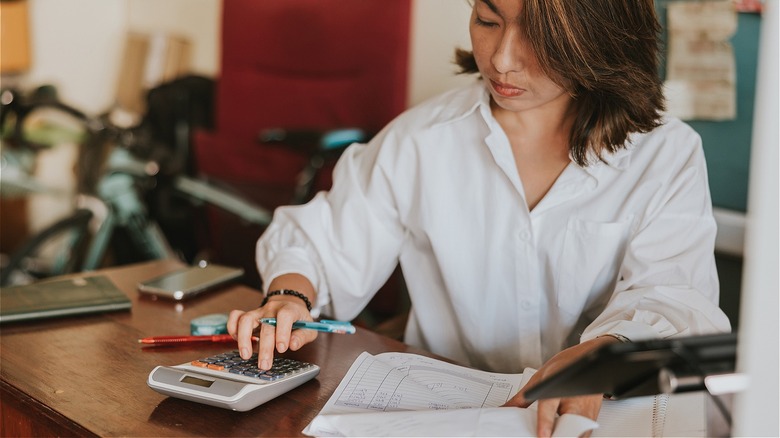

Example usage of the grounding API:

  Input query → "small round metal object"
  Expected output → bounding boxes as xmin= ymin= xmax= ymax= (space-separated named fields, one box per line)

xmin=190 ymin=313 xmax=229 ymax=335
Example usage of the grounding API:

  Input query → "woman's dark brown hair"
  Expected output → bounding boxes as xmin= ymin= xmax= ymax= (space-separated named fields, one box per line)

xmin=455 ymin=0 xmax=665 ymax=166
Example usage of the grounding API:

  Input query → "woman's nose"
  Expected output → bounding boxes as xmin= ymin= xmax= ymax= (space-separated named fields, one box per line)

xmin=491 ymin=28 xmax=524 ymax=74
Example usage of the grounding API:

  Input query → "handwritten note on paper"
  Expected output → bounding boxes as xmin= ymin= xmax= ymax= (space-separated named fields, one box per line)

xmin=664 ymin=0 xmax=737 ymax=120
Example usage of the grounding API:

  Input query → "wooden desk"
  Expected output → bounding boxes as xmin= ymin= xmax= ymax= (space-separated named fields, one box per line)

xmin=0 ymin=260 xmax=431 ymax=437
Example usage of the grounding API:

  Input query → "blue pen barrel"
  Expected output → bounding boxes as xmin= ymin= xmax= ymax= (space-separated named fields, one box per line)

xmin=258 ymin=318 xmax=356 ymax=334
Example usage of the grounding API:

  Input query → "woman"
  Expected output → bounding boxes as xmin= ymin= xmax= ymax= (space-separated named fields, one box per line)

xmin=229 ymin=0 xmax=730 ymax=435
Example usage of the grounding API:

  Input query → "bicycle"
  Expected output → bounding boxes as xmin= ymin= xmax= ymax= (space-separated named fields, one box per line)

xmin=1 ymin=86 xmax=179 ymax=285
xmin=0 ymin=85 xmax=365 ymax=287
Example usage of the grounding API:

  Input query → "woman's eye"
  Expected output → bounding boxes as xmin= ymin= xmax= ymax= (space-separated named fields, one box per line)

xmin=474 ymin=16 xmax=498 ymax=28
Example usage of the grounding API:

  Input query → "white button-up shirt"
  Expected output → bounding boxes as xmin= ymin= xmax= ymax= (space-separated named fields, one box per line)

xmin=257 ymin=82 xmax=731 ymax=373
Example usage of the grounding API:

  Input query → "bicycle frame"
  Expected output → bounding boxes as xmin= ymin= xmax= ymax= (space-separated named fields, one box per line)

xmin=1 ymin=86 xmax=361 ymax=286
xmin=81 ymin=147 xmax=176 ymax=270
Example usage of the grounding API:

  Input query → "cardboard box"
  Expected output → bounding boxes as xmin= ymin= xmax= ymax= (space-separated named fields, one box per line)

xmin=0 ymin=0 xmax=32 ymax=73
xmin=115 ymin=32 xmax=191 ymax=114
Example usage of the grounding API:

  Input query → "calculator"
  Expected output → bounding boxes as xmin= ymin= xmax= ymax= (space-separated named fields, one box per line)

xmin=147 ymin=351 xmax=320 ymax=411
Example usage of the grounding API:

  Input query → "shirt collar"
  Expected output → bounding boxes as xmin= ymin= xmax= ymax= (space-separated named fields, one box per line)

xmin=429 ymin=81 xmax=488 ymax=128
xmin=431 ymin=81 xmax=636 ymax=174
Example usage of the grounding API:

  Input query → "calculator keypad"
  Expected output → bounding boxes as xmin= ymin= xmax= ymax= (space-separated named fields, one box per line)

xmin=190 ymin=351 xmax=314 ymax=382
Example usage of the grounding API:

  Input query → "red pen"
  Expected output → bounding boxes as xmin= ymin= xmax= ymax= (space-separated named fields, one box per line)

xmin=138 ymin=334 xmax=259 ymax=346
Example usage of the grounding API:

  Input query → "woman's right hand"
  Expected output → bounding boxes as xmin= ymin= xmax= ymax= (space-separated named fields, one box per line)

xmin=227 ymin=274 xmax=318 ymax=370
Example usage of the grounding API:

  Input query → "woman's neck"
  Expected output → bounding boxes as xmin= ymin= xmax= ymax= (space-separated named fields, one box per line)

xmin=490 ymin=96 xmax=576 ymax=211
xmin=490 ymin=97 xmax=575 ymax=157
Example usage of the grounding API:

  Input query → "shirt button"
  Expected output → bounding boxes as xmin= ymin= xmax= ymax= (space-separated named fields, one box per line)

xmin=521 ymin=300 xmax=532 ymax=310
xmin=519 ymin=230 xmax=531 ymax=241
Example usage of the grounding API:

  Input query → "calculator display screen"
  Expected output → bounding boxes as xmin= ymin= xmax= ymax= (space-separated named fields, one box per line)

xmin=181 ymin=375 xmax=214 ymax=388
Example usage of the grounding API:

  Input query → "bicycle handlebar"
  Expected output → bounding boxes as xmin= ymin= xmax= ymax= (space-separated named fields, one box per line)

xmin=257 ymin=127 xmax=369 ymax=156
xmin=0 ymin=88 xmax=95 ymax=150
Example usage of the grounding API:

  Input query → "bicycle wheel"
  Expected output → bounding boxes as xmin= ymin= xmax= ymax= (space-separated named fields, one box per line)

xmin=0 ymin=208 xmax=93 ymax=286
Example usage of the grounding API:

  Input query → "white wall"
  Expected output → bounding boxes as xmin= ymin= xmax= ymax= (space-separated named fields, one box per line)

xmin=125 ymin=0 xmax=221 ymax=78
xmin=732 ymin=1 xmax=780 ymax=435
xmin=408 ymin=0 xmax=474 ymax=106
xmin=17 ymin=0 xmax=221 ymax=112
xmin=19 ymin=0 xmax=126 ymax=114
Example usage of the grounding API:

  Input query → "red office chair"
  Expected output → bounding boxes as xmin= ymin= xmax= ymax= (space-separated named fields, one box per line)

xmin=192 ymin=0 xmax=411 ymax=333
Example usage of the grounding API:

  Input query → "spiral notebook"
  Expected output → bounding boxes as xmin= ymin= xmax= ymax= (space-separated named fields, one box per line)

xmin=0 ymin=275 xmax=131 ymax=323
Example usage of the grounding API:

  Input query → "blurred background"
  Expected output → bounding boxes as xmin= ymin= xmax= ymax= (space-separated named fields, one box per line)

xmin=0 ymin=0 xmax=765 ymax=328
xmin=0 ymin=0 xmax=776 ymax=434
xmin=0 ymin=0 xmax=476 ymax=334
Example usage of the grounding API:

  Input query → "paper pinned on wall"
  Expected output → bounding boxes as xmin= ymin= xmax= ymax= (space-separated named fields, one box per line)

xmin=664 ymin=0 xmax=738 ymax=121
xmin=733 ymin=0 xmax=763 ymax=14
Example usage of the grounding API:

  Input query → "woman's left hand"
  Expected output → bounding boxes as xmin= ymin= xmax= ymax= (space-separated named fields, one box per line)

xmin=503 ymin=336 xmax=620 ymax=437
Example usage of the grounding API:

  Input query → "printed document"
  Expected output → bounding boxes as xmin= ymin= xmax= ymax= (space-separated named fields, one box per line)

xmin=303 ymin=351 xmax=706 ymax=437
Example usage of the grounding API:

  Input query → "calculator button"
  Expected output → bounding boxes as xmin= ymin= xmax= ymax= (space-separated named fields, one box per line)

xmin=186 ymin=351 xmax=316 ymax=385
xmin=259 ymin=373 xmax=281 ymax=381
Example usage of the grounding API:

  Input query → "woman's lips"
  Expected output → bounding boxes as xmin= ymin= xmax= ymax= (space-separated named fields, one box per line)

xmin=490 ymin=80 xmax=524 ymax=97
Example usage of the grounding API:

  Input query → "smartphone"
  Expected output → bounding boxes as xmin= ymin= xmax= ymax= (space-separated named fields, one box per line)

xmin=138 ymin=263 xmax=244 ymax=300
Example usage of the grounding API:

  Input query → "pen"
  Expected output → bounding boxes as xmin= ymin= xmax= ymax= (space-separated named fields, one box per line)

xmin=138 ymin=334 xmax=258 ymax=346
xmin=258 ymin=318 xmax=356 ymax=334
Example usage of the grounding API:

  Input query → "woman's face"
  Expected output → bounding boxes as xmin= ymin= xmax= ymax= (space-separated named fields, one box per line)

xmin=469 ymin=0 xmax=571 ymax=116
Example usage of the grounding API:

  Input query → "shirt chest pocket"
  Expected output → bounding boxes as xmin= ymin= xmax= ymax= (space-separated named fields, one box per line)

xmin=555 ymin=218 xmax=630 ymax=316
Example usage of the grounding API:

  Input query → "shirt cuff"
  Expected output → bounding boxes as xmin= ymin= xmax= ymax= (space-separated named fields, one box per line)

xmin=581 ymin=320 xmax=662 ymax=344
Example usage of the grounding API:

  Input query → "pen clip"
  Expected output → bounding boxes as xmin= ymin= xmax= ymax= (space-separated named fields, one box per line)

xmin=319 ymin=319 xmax=353 ymax=326
xmin=310 ymin=320 xmax=356 ymax=334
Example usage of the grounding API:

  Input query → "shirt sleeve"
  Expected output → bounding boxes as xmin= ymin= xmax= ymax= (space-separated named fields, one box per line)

xmin=256 ymin=126 xmax=407 ymax=320
xmin=581 ymin=129 xmax=732 ymax=343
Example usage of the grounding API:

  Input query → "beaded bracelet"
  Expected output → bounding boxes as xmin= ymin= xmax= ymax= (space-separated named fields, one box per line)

xmin=597 ymin=333 xmax=631 ymax=343
xmin=260 ymin=289 xmax=312 ymax=312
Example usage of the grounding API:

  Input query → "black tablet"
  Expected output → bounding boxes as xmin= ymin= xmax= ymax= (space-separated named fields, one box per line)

xmin=522 ymin=332 xmax=737 ymax=401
